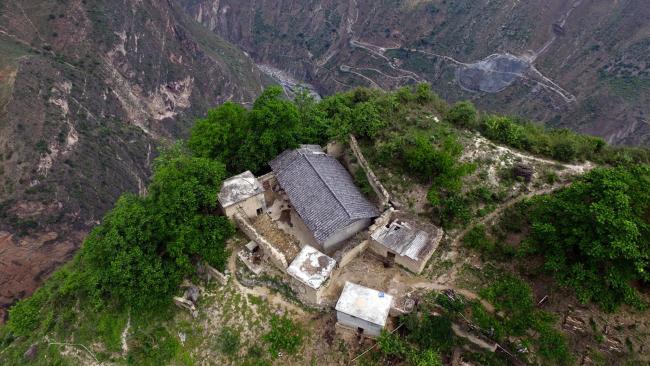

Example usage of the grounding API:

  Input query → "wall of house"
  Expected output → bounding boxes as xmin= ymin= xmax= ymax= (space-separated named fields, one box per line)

xmin=368 ymin=209 xmax=394 ymax=233
xmin=334 ymin=240 xmax=369 ymax=268
xmin=368 ymin=239 xmax=390 ymax=258
xmin=289 ymin=279 xmax=319 ymax=305
xmin=288 ymin=277 xmax=333 ymax=306
xmin=368 ymin=239 xmax=432 ymax=274
xmin=336 ymin=311 xmax=384 ymax=337
xmin=223 ymin=193 xmax=266 ymax=219
xmin=395 ymin=255 xmax=426 ymax=274
xmin=233 ymin=211 xmax=288 ymax=270
xmin=323 ymin=218 xmax=372 ymax=253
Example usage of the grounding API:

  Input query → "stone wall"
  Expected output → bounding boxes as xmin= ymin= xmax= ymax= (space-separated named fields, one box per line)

xmin=334 ymin=240 xmax=369 ymax=268
xmin=233 ymin=211 xmax=288 ymax=270
xmin=368 ymin=208 xmax=395 ymax=233
xmin=349 ymin=134 xmax=392 ymax=209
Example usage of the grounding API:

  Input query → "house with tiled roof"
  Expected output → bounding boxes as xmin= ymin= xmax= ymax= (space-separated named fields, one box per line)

xmin=269 ymin=145 xmax=379 ymax=252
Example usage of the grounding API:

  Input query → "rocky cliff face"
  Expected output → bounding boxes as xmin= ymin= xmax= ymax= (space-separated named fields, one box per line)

xmin=0 ymin=0 xmax=269 ymax=319
xmin=180 ymin=0 xmax=650 ymax=146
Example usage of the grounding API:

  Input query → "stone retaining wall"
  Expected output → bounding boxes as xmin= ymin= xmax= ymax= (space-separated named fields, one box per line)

xmin=349 ymin=134 xmax=392 ymax=209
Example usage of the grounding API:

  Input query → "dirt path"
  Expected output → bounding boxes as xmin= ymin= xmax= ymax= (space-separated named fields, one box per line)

xmin=450 ymin=182 xmax=570 ymax=250
xmin=534 ymin=0 xmax=585 ymax=60
xmin=338 ymin=0 xmax=577 ymax=103
xmin=120 ymin=315 xmax=130 ymax=354
xmin=406 ymin=280 xmax=497 ymax=313
xmin=451 ymin=324 xmax=497 ymax=352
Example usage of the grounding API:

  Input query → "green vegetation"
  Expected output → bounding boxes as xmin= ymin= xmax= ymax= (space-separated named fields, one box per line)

xmin=444 ymin=101 xmax=650 ymax=165
xmin=3 ymin=83 xmax=650 ymax=364
xmin=479 ymin=275 xmax=572 ymax=365
xmin=217 ymin=327 xmax=241 ymax=357
xmin=188 ymin=86 xmax=306 ymax=174
xmin=525 ymin=165 xmax=650 ymax=311
xmin=3 ymin=144 xmax=235 ymax=363
xmin=262 ymin=315 xmax=304 ymax=358
xmin=372 ymin=275 xmax=571 ymax=366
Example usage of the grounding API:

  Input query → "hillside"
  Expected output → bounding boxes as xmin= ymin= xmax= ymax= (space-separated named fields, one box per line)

xmin=0 ymin=0 xmax=270 ymax=320
xmin=0 ymin=85 xmax=648 ymax=365
xmin=180 ymin=0 xmax=650 ymax=146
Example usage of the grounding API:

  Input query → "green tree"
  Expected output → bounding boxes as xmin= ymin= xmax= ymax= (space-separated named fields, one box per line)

xmin=350 ymin=101 xmax=386 ymax=139
xmin=446 ymin=101 xmax=478 ymax=128
xmin=231 ymin=86 xmax=300 ymax=173
xmin=80 ymin=146 xmax=233 ymax=310
xmin=188 ymin=102 xmax=249 ymax=172
xmin=294 ymin=88 xmax=328 ymax=144
xmin=189 ymin=86 xmax=303 ymax=174
xmin=528 ymin=165 xmax=650 ymax=310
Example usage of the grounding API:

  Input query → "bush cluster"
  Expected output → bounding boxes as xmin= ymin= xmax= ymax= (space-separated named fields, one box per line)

xmin=445 ymin=101 xmax=650 ymax=165
xmin=526 ymin=165 xmax=650 ymax=311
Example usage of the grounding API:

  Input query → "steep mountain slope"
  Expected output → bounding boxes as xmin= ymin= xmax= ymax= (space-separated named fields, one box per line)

xmin=0 ymin=0 xmax=269 ymax=320
xmin=180 ymin=0 xmax=650 ymax=146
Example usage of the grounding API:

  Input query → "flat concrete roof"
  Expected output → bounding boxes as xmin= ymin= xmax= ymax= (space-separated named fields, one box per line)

xmin=287 ymin=245 xmax=336 ymax=290
xmin=371 ymin=221 xmax=433 ymax=261
xmin=335 ymin=281 xmax=393 ymax=327
xmin=218 ymin=171 xmax=264 ymax=208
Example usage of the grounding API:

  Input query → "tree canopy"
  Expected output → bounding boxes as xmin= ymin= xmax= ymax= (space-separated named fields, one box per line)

xmin=527 ymin=165 xmax=650 ymax=310
xmin=80 ymin=146 xmax=234 ymax=310
xmin=189 ymin=86 xmax=304 ymax=174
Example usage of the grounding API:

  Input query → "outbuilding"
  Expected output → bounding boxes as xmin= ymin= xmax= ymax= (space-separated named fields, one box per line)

xmin=369 ymin=219 xmax=441 ymax=274
xmin=286 ymin=245 xmax=337 ymax=305
xmin=335 ymin=281 xmax=393 ymax=337
xmin=218 ymin=171 xmax=266 ymax=219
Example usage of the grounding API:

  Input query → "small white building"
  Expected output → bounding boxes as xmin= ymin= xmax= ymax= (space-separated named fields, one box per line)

xmin=335 ymin=282 xmax=393 ymax=337
xmin=218 ymin=171 xmax=266 ymax=219
xmin=287 ymin=245 xmax=337 ymax=305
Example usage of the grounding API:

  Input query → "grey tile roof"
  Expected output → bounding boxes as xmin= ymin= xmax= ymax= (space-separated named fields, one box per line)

xmin=269 ymin=147 xmax=379 ymax=243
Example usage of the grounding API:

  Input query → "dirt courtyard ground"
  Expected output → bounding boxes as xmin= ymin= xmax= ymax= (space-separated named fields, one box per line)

xmin=265 ymin=190 xmax=320 ymax=249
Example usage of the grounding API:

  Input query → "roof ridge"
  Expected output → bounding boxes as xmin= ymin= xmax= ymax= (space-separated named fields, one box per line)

xmin=302 ymin=153 xmax=353 ymax=219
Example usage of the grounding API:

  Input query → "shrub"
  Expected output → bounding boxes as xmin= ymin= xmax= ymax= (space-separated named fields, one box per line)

xmin=446 ymin=101 xmax=478 ymax=129
xmin=479 ymin=275 xmax=535 ymax=335
xmin=35 ymin=140 xmax=50 ymax=154
xmin=7 ymin=288 xmax=48 ymax=336
xmin=404 ymin=313 xmax=454 ymax=352
xmin=463 ymin=225 xmax=494 ymax=252
xmin=218 ymin=327 xmax=241 ymax=357
xmin=551 ymin=140 xmax=577 ymax=162
xmin=377 ymin=330 xmax=408 ymax=358
xmin=415 ymin=83 xmax=434 ymax=104
xmin=127 ymin=325 xmax=180 ymax=366
xmin=528 ymin=165 xmax=650 ymax=311
xmin=481 ymin=115 xmax=525 ymax=148
xmin=350 ymin=101 xmax=386 ymax=139
xmin=354 ymin=168 xmax=374 ymax=197
xmin=408 ymin=349 xmax=443 ymax=366
xmin=262 ymin=315 xmax=304 ymax=358
xmin=536 ymin=324 xmax=573 ymax=365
